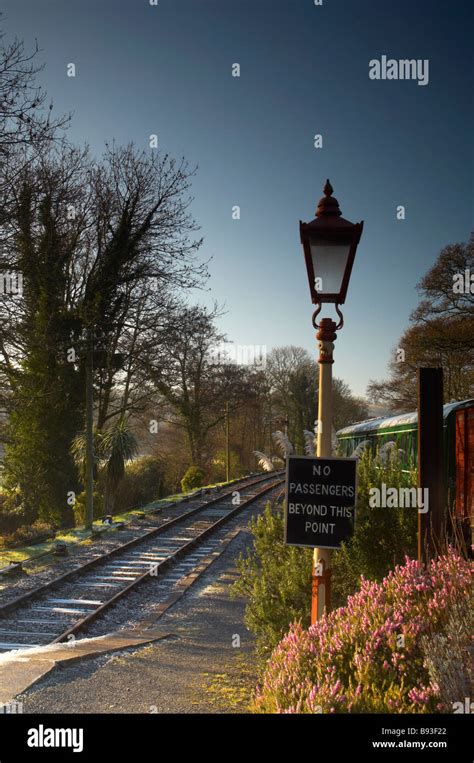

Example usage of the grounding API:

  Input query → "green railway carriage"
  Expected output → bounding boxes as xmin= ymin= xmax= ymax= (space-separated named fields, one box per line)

xmin=336 ymin=399 xmax=474 ymax=530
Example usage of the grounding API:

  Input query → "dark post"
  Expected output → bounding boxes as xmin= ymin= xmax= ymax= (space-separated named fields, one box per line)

xmin=85 ymin=327 xmax=94 ymax=531
xmin=417 ymin=367 xmax=444 ymax=563
xmin=225 ymin=401 xmax=230 ymax=483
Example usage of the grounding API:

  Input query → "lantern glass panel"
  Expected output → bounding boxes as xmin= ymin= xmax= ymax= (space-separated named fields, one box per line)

xmin=309 ymin=238 xmax=351 ymax=297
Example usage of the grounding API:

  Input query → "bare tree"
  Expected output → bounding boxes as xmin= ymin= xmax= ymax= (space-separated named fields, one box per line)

xmin=0 ymin=21 xmax=70 ymax=195
xmin=368 ymin=237 xmax=474 ymax=411
xmin=146 ymin=303 xmax=248 ymax=467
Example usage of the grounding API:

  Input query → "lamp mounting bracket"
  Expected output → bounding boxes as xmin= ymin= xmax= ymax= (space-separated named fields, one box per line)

xmin=311 ymin=303 xmax=344 ymax=332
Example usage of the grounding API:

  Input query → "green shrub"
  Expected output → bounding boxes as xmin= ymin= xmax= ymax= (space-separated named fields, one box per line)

xmin=72 ymin=491 xmax=104 ymax=526
xmin=0 ymin=507 xmax=24 ymax=536
xmin=233 ymin=499 xmax=312 ymax=660
xmin=0 ymin=490 xmax=32 ymax=536
xmin=0 ymin=520 xmax=55 ymax=549
xmin=113 ymin=456 xmax=166 ymax=513
xmin=181 ymin=465 xmax=206 ymax=493
xmin=207 ymin=450 xmax=244 ymax=484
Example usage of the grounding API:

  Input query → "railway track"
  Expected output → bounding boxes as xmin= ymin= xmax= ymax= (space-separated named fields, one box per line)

xmin=0 ymin=472 xmax=279 ymax=578
xmin=0 ymin=473 xmax=283 ymax=653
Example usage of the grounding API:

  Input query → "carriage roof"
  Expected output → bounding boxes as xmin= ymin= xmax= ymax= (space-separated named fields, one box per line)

xmin=336 ymin=399 xmax=474 ymax=438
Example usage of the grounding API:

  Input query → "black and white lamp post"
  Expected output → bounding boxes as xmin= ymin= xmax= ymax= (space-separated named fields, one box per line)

xmin=299 ymin=180 xmax=363 ymax=621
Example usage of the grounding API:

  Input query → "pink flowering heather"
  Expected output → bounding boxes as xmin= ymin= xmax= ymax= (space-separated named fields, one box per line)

xmin=253 ymin=550 xmax=472 ymax=714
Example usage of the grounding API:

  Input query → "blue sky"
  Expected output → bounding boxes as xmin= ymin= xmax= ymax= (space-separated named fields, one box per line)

xmin=2 ymin=0 xmax=472 ymax=396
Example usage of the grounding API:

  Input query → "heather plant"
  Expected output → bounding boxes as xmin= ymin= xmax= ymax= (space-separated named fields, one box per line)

xmin=253 ymin=550 xmax=472 ymax=713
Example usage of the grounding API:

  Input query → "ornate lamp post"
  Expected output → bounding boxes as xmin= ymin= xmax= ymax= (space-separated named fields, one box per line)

xmin=299 ymin=180 xmax=363 ymax=621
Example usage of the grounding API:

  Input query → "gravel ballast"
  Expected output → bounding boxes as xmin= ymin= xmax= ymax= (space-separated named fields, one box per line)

xmin=14 ymin=488 xmax=283 ymax=713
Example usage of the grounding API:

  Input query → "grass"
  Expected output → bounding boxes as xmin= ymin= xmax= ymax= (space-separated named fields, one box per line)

xmin=0 ymin=473 xmax=253 ymax=568
xmin=198 ymin=653 xmax=256 ymax=712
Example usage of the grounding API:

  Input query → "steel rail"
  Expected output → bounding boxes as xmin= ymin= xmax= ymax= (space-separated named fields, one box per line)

xmin=51 ymin=477 xmax=284 ymax=643
xmin=0 ymin=471 xmax=279 ymax=572
xmin=0 ymin=472 xmax=282 ymax=618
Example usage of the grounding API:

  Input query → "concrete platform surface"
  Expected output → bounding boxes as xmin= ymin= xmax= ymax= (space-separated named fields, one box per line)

xmin=0 ymin=630 xmax=171 ymax=706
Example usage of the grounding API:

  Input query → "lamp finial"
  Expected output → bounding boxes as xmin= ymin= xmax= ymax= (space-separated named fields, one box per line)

xmin=323 ymin=179 xmax=333 ymax=196
xmin=316 ymin=179 xmax=341 ymax=218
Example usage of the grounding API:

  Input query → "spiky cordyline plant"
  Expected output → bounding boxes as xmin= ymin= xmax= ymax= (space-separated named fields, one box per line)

xmin=71 ymin=418 xmax=138 ymax=514
xmin=70 ymin=429 xmax=105 ymax=483
xmin=102 ymin=418 xmax=138 ymax=513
